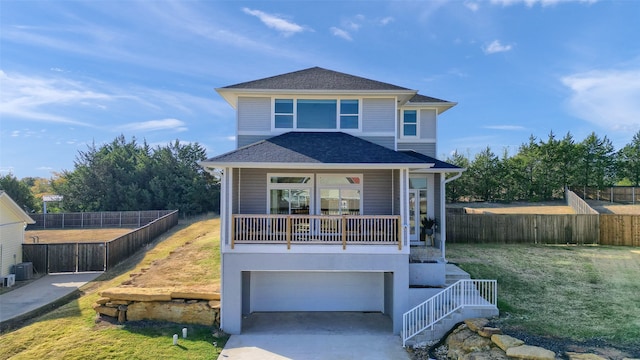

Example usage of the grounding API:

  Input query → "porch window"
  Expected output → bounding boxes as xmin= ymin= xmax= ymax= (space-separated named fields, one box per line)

xmin=318 ymin=174 xmax=362 ymax=215
xmin=402 ymin=110 xmax=418 ymax=137
xmin=268 ymin=174 xmax=312 ymax=214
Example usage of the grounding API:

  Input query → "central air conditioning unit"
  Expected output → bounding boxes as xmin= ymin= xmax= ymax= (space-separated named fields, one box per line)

xmin=13 ymin=262 xmax=33 ymax=281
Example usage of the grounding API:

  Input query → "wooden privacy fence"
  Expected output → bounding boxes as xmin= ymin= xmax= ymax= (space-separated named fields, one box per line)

xmin=23 ymin=210 xmax=179 ymax=274
xmin=570 ymin=186 xmax=638 ymax=204
xmin=27 ymin=210 xmax=175 ymax=230
xmin=447 ymin=213 xmax=640 ymax=246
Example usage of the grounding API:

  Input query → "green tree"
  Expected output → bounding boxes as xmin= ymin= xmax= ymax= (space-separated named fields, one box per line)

xmin=444 ymin=150 xmax=471 ymax=202
xmin=617 ymin=130 xmax=640 ymax=186
xmin=576 ymin=132 xmax=616 ymax=190
xmin=0 ymin=174 xmax=37 ymax=212
xmin=54 ymin=135 xmax=218 ymax=214
xmin=467 ymin=146 xmax=501 ymax=201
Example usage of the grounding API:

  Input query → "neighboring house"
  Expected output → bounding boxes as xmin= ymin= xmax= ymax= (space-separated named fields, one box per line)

xmin=0 ymin=191 xmax=35 ymax=279
xmin=200 ymin=67 xmax=496 ymax=341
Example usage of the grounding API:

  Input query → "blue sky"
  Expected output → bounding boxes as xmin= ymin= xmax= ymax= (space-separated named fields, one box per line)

xmin=1 ymin=0 xmax=639 ymax=179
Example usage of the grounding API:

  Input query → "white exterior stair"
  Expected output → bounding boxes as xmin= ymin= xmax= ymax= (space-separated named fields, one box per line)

xmin=402 ymin=279 xmax=499 ymax=347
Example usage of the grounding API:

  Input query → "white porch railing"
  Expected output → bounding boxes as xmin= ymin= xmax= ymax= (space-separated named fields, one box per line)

xmin=231 ymin=214 xmax=401 ymax=250
xmin=402 ymin=279 xmax=497 ymax=346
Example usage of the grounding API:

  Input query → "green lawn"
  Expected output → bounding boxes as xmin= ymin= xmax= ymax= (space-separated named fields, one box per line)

xmin=447 ymin=244 xmax=640 ymax=349
xmin=0 ymin=216 xmax=226 ymax=360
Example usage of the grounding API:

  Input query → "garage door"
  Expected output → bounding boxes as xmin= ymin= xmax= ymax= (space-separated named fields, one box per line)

xmin=250 ymin=271 xmax=384 ymax=312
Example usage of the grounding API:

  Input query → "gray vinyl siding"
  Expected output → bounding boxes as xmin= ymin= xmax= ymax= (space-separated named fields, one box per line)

xmin=419 ymin=109 xmax=436 ymax=139
xmin=237 ymin=168 xmax=267 ymax=214
xmin=392 ymin=170 xmax=400 ymax=216
xmin=396 ymin=142 xmax=436 ymax=158
xmin=237 ymin=135 xmax=272 ymax=148
xmin=238 ymin=97 xmax=271 ymax=132
xmin=362 ymin=169 xmax=394 ymax=215
xmin=234 ymin=168 xmax=395 ymax=215
xmin=362 ymin=98 xmax=395 ymax=133
xmin=359 ymin=136 xmax=395 ymax=150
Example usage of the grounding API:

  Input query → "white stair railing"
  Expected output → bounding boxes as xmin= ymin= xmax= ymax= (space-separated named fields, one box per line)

xmin=402 ymin=279 xmax=497 ymax=346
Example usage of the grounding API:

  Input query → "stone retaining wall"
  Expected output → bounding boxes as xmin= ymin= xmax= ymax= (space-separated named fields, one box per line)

xmin=93 ymin=287 xmax=220 ymax=326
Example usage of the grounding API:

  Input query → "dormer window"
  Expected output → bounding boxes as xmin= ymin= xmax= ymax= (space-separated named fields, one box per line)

xmin=402 ymin=110 xmax=418 ymax=137
xmin=273 ymin=98 xmax=360 ymax=130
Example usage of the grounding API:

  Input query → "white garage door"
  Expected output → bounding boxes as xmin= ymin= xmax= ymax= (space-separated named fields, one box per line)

xmin=250 ymin=271 xmax=384 ymax=312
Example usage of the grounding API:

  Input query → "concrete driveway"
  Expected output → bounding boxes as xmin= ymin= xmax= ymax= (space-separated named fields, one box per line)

xmin=217 ymin=312 xmax=410 ymax=360
xmin=0 ymin=272 xmax=103 ymax=325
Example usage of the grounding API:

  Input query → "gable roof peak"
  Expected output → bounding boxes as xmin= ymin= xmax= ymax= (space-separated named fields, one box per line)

xmin=221 ymin=66 xmax=414 ymax=92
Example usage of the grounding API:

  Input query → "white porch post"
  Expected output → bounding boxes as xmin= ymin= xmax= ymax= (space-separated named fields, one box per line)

xmin=401 ymin=168 xmax=410 ymax=248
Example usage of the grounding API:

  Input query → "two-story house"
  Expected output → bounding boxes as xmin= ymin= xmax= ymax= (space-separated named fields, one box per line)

xmin=200 ymin=67 xmax=497 ymax=344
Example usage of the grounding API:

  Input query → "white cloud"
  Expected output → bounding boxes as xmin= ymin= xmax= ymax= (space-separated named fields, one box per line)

xmin=0 ymin=69 xmax=106 ymax=126
xmin=118 ymin=119 xmax=188 ymax=133
xmin=242 ymin=8 xmax=305 ymax=36
xmin=465 ymin=2 xmax=480 ymax=11
xmin=330 ymin=27 xmax=353 ymax=41
xmin=483 ymin=40 xmax=513 ymax=54
xmin=484 ymin=125 xmax=527 ymax=131
xmin=491 ymin=0 xmax=597 ymax=7
xmin=379 ymin=16 xmax=395 ymax=25
xmin=561 ymin=69 xmax=640 ymax=132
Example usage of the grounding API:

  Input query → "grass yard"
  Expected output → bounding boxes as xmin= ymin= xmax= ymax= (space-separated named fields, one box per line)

xmin=1 ymin=215 xmax=225 ymax=360
xmin=24 ymin=228 xmax=134 ymax=243
xmin=447 ymin=244 xmax=640 ymax=354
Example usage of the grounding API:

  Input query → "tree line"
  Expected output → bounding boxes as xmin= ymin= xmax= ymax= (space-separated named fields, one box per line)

xmin=445 ymin=130 xmax=640 ymax=203
xmin=2 ymin=131 xmax=639 ymax=213
xmin=1 ymin=135 xmax=219 ymax=216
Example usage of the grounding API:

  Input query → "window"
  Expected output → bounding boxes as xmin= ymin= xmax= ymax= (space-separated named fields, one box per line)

xmin=268 ymin=174 xmax=312 ymax=214
xmin=340 ymin=100 xmax=359 ymax=129
xmin=273 ymin=98 xmax=359 ymax=130
xmin=275 ymin=99 xmax=294 ymax=128
xmin=317 ymin=174 xmax=362 ymax=215
xmin=297 ymin=99 xmax=337 ymax=129
xmin=403 ymin=110 xmax=417 ymax=137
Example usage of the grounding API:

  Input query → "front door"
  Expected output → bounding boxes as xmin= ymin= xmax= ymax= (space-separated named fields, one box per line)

xmin=409 ymin=189 xmax=420 ymax=241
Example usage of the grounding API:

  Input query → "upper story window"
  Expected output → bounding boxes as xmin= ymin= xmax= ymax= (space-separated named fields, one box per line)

xmin=275 ymin=99 xmax=294 ymax=128
xmin=273 ymin=98 xmax=360 ymax=130
xmin=402 ymin=110 xmax=418 ymax=137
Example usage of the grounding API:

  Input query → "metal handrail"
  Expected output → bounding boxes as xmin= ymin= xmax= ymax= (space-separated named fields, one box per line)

xmin=402 ymin=279 xmax=497 ymax=346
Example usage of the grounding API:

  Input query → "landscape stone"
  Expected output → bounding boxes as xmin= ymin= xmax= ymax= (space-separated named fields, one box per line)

xmin=170 ymin=291 xmax=220 ymax=301
xmin=447 ymin=328 xmax=476 ymax=348
xmin=208 ymin=300 xmax=221 ymax=309
xmin=93 ymin=304 xmax=119 ymax=318
xmin=478 ymin=327 xmax=502 ymax=338
xmin=491 ymin=334 xmax=525 ymax=351
xmin=506 ymin=345 xmax=555 ymax=360
xmin=461 ymin=348 xmax=509 ymax=360
xmin=126 ymin=301 xmax=215 ymax=326
xmin=465 ymin=318 xmax=490 ymax=332
xmin=100 ymin=287 xmax=173 ymax=302
xmin=566 ymin=352 xmax=608 ymax=360
xmin=462 ymin=334 xmax=493 ymax=352
xmin=95 ymin=297 xmax=110 ymax=305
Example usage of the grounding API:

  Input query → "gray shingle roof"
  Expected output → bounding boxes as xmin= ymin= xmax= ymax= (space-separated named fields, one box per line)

xmin=408 ymin=94 xmax=450 ymax=103
xmin=400 ymin=151 xmax=462 ymax=170
xmin=222 ymin=67 xmax=412 ymax=91
xmin=204 ymin=132 xmax=432 ymax=165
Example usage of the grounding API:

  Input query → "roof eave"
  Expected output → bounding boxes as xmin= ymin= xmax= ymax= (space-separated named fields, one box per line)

xmin=404 ymin=101 xmax=458 ymax=114
xmin=216 ymin=88 xmax=418 ymax=109
xmin=199 ymin=161 xmax=434 ymax=170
